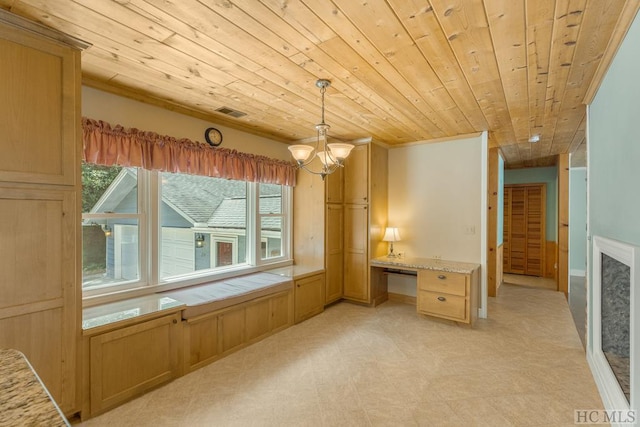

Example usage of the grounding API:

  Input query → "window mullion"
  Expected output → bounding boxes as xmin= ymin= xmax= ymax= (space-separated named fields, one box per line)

xmin=246 ymin=182 xmax=258 ymax=266
xmin=147 ymin=170 xmax=159 ymax=286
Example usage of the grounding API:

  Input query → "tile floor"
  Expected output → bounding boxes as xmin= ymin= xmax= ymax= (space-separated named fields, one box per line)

xmin=79 ymin=283 xmax=603 ymax=426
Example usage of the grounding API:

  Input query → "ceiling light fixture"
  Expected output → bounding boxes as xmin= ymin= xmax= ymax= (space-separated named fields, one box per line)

xmin=529 ymin=134 xmax=540 ymax=143
xmin=288 ymin=79 xmax=354 ymax=180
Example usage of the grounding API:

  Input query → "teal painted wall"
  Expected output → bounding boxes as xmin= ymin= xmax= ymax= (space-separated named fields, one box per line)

xmin=588 ymin=11 xmax=640 ymax=347
xmin=569 ymin=168 xmax=587 ymax=274
xmin=498 ymin=155 xmax=504 ymax=245
xmin=504 ymin=166 xmax=557 ymax=242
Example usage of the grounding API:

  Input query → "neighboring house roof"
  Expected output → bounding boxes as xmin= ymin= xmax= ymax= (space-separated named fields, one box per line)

xmin=208 ymin=195 xmax=282 ymax=230
xmin=161 ymin=172 xmax=246 ymax=224
xmin=90 ymin=168 xmax=138 ymax=214
xmin=91 ymin=167 xmax=282 ymax=229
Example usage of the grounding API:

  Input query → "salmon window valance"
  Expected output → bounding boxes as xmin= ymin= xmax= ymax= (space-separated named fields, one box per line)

xmin=82 ymin=117 xmax=297 ymax=186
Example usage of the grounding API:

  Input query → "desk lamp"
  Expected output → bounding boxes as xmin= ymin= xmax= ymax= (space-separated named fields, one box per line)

xmin=382 ymin=227 xmax=401 ymax=258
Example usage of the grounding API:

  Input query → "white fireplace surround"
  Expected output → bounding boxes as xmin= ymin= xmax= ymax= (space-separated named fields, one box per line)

xmin=588 ymin=235 xmax=640 ymax=422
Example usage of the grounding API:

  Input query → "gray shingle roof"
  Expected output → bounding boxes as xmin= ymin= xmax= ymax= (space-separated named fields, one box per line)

xmin=161 ymin=172 xmax=246 ymax=224
xmin=208 ymin=195 xmax=281 ymax=230
xmin=93 ymin=168 xmax=282 ymax=229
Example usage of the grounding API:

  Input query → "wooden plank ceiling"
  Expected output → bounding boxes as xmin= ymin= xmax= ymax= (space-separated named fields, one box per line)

xmin=1 ymin=0 xmax=637 ymax=168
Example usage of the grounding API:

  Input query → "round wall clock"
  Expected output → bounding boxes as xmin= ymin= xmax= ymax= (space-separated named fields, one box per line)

xmin=204 ymin=127 xmax=223 ymax=146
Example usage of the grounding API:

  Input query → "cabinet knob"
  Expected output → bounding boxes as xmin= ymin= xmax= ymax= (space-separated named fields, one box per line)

xmin=172 ymin=319 xmax=178 ymax=324
xmin=437 ymin=296 xmax=446 ymax=302
xmin=437 ymin=275 xmax=446 ymax=280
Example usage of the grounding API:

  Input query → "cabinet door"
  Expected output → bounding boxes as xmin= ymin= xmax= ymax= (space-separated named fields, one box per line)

xmin=0 ymin=187 xmax=77 ymax=414
xmin=271 ymin=291 xmax=292 ymax=331
xmin=219 ymin=306 xmax=246 ymax=355
xmin=0 ymin=26 xmax=79 ymax=186
xmin=187 ymin=314 xmax=219 ymax=369
xmin=325 ymin=166 xmax=344 ymax=203
xmin=325 ymin=203 xmax=344 ymax=303
xmin=344 ymin=145 xmax=368 ymax=204
xmin=245 ymin=298 xmax=271 ymax=342
xmin=89 ymin=313 xmax=181 ymax=416
xmin=344 ymin=204 xmax=369 ymax=302
xmin=294 ymin=273 xmax=325 ymax=323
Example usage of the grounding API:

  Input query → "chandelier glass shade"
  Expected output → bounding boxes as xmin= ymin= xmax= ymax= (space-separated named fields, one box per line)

xmin=288 ymin=79 xmax=354 ymax=179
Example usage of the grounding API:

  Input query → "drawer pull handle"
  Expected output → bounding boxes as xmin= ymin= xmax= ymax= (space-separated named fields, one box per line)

xmin=437 ymin=296 xmax=446 ymax=302
xmin=172 ymin=319 xmax=178 ymax=324
xmin=437 ymin=275 xmax=446 ymax=280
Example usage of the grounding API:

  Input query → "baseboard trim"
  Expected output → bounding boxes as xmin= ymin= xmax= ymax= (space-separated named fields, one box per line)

xmin=388 ymin=292 xmax=416 ymax=305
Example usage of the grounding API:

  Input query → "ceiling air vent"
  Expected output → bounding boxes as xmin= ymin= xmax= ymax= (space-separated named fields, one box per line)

xmin=216 ymin=106 xmax=247 ymax=118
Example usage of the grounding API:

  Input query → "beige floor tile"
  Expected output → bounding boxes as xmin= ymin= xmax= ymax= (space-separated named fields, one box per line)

xmin=79 ymin=283 xmax=603 ymax=427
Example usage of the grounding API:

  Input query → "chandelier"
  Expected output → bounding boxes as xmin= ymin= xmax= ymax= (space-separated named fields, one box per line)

xmin=288 ymin=79 xmax=354 ymax=180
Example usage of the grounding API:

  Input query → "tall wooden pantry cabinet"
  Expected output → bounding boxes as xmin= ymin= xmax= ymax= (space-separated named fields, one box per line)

xmin=325 ymin=142 xmax=388 ymax=306
xmin=0 ymin=11 xmax=87 ymax=416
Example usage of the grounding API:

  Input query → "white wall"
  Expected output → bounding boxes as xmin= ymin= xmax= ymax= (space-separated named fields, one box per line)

xmin=387 ymin=134 xmax=486 ymax=299
xmin=82 ymin=86 xmax=291 ymax=160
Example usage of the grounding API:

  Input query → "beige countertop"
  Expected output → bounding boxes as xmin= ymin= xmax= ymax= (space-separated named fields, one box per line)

xmin=370 ymin=256 xmax=480 ymax=274
xmin=0 ymin=349 xmax=69 ymax=427
xmin=265 ymin=265 xmax=325 ymax=280
xmin=83 ymin=294 xmax=185 ymax=334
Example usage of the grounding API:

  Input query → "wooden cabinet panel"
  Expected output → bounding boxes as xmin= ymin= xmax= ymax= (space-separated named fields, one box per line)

xmin=344 ymin=204 xmax=369 ymax=302
xmin=0 ymin=27 xmax=79 ymax=186
xmin=344 ymin=145 xmax=368 ymax=204
xmin=0 ymin=309 xmax=65 ymax=402
xmin=220 ymin=307 xmax=246 ymax=354
xmin=184 ymin=290 xmax=293 ymax=373
xmin=245 ymin=298 xmax=271 ymax=341
xmin=417 ymin=270 xmax=466 ymax=296
xmin=0 ymin=13 xmax=84 ymax=416
xmin=89 ymin=313 xmax=181 ymax=416
xmin=325 ymin=203 xmax=344 ymax=304
xmin=271 ymin=291 xmax=291 ymax=331
xmin=417 ymin=269 xmax=477 ymax=325
xmin=418 ymin=291 xmax=466 ymax=319
xmin=0 ymin=187 xmax=77 ymax=413
xmin=294 ymin=273 xmax=325 ymax=323
xmin=325 ymin=166 xmax=343 ymax=203
xmin=187 ymin=315 xmax=218 ymax=367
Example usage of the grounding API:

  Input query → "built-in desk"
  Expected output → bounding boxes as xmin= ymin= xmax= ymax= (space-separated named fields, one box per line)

xmin=370 ymin=256 xmax=480 ymax=326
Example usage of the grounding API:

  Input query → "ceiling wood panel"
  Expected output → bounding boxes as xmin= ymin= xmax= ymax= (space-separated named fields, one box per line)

xmin=1 ymin=0 xmax=634 ymax=168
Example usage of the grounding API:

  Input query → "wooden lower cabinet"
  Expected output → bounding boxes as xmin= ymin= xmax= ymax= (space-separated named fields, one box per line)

xmin=417 ymin=269 xmax=478 ymax=325
xmin=294 ymin=273 xmax=325 ymax=323
xmin=343 ymin=204 xmax=369 ymax=302
xmin=185 ymin=290 xmax=293 ymax=372
xmin=85 ymin=312 xmax=183 ymax=417
xmin=325 ymin=203 xmax=344 ymax=304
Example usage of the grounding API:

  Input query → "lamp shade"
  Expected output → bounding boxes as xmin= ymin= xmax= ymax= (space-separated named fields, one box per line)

xmin=328 ymin=143 xmax=354 ymax=161
xmin=288 ymin=144 xmax=314 ymax=162
xmin=316 ymin=151 xmax=336 ymax=166
xmin=382 ymin=227 xmax=401 ymax=242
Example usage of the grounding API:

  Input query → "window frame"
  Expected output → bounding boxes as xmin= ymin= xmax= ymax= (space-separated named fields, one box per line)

xmin=81 ymin=165 xmax=293 ymax=301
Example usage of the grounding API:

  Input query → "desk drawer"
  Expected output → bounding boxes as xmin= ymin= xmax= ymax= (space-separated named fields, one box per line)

xmin=418 ymin=291 xmax=466 ymax=321
xmin=418 ymin=270 xmax=466 ymax=296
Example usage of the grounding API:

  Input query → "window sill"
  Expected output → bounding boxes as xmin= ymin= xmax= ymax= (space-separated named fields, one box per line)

xmin=82 ymin=259 xmax=294 ymax=308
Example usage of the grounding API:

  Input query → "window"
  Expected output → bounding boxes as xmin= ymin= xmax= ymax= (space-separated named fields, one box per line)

xmin=82 ymin=164 xmax=143 ymax=292
xmin=81 ymin=163 xmax=292 ymax=296
xmin=259 ymin=183 xmax=284 ymax=260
